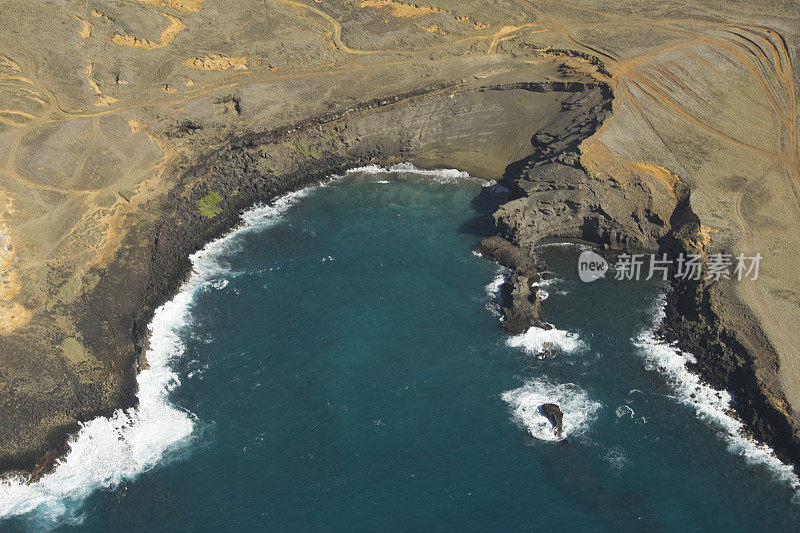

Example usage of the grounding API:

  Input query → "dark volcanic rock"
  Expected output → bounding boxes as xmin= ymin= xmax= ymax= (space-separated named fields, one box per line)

xmin=500 ymin=271 xmax=546 ymax=335
xmin=476 ymin=236 xmax=546 ymax=334
xmin=475 ymin=236 xmax=538 ymax=276
xmin=489 ymin=110 xmax=800 ymax=472
xmin=490 ymin=88 xmax=675 ymax=253
xmin=1 ymin=78 xmax=616 ymax=478
xmin=494 ymin=159 xmax=672 ymax=251
xmin=659 ymin=236 xmax=800 ymax=472
xmin=478 ymin=55 xmax=800 ymax=476
xmin=541 ymin=403 xmax=564 ymax=438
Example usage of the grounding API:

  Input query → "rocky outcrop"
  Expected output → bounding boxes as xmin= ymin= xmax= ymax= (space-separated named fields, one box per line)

xmin=495 ymin=160 xmax=670 ymax=251
xmin=498 ymin=272 xmax=545 ymax=335
xmin=480 ymin=82 xmax=677 ymax=337
xmin=541 ymin=403 xmax=564 ymax=438
xmin=475 ymin=236 xmax=538 ymax=276
xmin=475 ymin=236 xmax=546 ymax=334
xmin=488 ymin=113 xmax=800 ymax=473
xmin=492 ymin=105 xmax=675 ymax=253
xmin=475 ymin=82 xmax=675 ymax=335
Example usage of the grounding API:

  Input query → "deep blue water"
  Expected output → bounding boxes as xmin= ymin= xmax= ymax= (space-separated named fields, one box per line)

xmin=5 ymin=168 xmax=800 ymax=531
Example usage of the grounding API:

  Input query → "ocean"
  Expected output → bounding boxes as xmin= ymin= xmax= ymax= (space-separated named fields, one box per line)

xmin=2 ymin=165 xmax=800 ymax=531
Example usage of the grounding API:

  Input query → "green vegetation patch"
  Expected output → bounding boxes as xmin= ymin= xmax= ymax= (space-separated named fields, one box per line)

xmin=62 ymin=337 xmax=92 ymax=366
xmin=198 ymin=190 xmax=223 ymax=219
xmin=293 ymin=140 xmax=311 ymax=157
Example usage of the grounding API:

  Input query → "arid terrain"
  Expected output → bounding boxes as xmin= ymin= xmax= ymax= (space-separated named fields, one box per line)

xmin=1 ymin=0 xmax=800 ymax=476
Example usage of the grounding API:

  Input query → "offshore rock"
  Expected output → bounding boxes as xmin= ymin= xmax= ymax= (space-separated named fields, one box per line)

xmin=541 ymin=403 xmax=564 ymax=438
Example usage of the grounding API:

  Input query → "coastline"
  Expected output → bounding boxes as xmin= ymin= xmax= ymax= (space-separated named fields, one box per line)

xmin=2 ymin=56 xmax=800 ymax=501
xmin=660 ymin=258 xmax=800 ymax=471
xmin=0 ymin=182 xmax=327 ymax=520
xmin=10 ymin=162 xmax=793 ymax=528
xmin=476 ymin=138 xmax=800 ymax=476
xmin=0 ymin=72 xmax=611 ymax=476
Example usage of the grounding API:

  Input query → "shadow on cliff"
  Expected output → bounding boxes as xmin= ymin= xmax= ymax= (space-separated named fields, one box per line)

xmin=457 ymin=184 xmax=511 ymax=238
xmin=457 ymin=145 xmax=543 ymax=239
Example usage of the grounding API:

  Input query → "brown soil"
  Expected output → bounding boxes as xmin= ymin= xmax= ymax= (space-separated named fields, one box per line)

xmin=1 ymin=0 xmax=799 ymax=479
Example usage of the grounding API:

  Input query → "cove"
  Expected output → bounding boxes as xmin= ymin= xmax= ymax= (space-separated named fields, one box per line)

xmin=4 ymin=166 xmax=800 ymax=531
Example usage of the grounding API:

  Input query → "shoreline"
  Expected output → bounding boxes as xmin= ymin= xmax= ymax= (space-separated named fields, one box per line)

xmin=640 ymin=296 xmax=800 ymax=487
xmin=0 ymin=165 xmax=507 ymax=520
xmin=483 ymin=237 xmax=800 ymax=480
xmin=9 ymin=163 xmax=793 ymax=526
xmin=2 ymin=62 xmax=800 ymax=500
xmin=0 ymin=182 xmax=328 ymax=519
xmin=484 ymin=235 xmax=800 ymax=483
xmin=2 ymin=73 xmax=609 ymax=476
xmin=660 ymin=262 xmax=800 ymax=471
xmin=478 ymin=147 xmax=800 ymax=477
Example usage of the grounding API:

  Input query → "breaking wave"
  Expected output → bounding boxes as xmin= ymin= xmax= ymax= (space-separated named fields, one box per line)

xmin=507 ymin=324 xmax=585 ymax=357
xmin=346 ymin=162 xmax=499 ymax=187
xmin=0 ymin=187 xmax=315 ymax=526
xmin=483 ymin=266 xmax=508 ymax=317
xmin=478 ymin=259 xmax=577 ymax=354
xmin=633 ymin=295 xmax=800 ymax=489
xmin=502 ymin=378 xmax=602 ymax=441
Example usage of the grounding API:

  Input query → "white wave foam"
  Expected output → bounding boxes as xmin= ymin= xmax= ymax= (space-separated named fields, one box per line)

xmin=532 ymin=277 xmax=556 ymax=289
xmin=239 ymin=187 xmax=313 ymax=228
xmin=634 ymin=295 xmax=800 ymax=488
xmin=502 ymin=378 xmax=601 ymax=441
xmin=484 ymin=267 xmax=508 ymax=317
xmin=210 ymin=279 xmax=229 ymax=290
xmin=535 ymin=241 xmax=592 ymax=251
xmin=344 ymin=163 xmax=385 ymax=175
xmin=483 ymin=262 xmax=580 ymax=356
xmin=345 ymin=162 xmax=491 ymax=185
xmin=0 ymin=187 xmax=315 ymax=525
xmin=532 ymin=277 xmax=555 ymax=301
xmin=507 ymin=324 xmax=584 ymax=357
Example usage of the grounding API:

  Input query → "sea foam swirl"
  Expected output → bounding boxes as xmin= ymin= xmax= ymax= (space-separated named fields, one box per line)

xmin=483 ymin=266 xmax=508 ymax=317
xmin=0 ymin=187 xmax=313 ymax=526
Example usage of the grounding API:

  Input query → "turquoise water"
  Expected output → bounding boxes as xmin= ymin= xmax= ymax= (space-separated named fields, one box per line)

xmin=4 ymin=167 xmax=800 ymax=531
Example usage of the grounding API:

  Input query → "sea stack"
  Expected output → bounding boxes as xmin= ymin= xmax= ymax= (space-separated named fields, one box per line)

xmin=541 ymin=403 xmax=564 ymax=438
